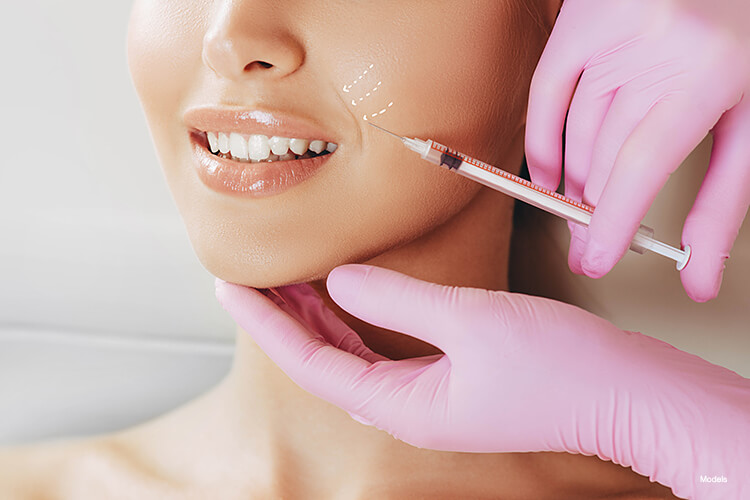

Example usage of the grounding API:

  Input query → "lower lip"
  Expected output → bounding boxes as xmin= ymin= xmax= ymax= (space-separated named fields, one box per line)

xmin=189 ymin=131 xmax=333 ymax=198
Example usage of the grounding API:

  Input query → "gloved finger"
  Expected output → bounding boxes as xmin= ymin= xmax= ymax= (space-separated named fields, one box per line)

xmin=583 ymin=60 xmax=692 ymax=206
xmin=272 ymin=282 xmax=389 ymax=363
xmin=256 ymin=285 xmax=380 ymax=361
xmin=581 ymin=95 xmax=719 ymax=278
xmin=570 ymin=82 xmax=657 ymax=273
xmin=326 ymin=264 xmax=493 ymax=356
xmin=564 ymin=72 xmax=615 ymax=201
xmin=564 ymin=72 xmax=616 ymax=271
xmin=215 ymin=279 xmax=378 ymax=410
xmin=525 ymin=15 xmax=589 ymax=191
xmin=680 ymin=98 xmax=750 ymax=302
xmin=255 ymin=286 xmax=333 ymax=344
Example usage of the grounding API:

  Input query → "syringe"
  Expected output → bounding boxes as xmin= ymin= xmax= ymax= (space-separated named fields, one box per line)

xmin=369 ymin=122 xmax=691 ymax=271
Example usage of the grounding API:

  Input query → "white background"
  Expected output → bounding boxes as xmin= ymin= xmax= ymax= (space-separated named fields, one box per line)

xmin=0 ymin=1 xmax=236 ymax=341
xmin=0 ymin=2 xmax=235 ymax=443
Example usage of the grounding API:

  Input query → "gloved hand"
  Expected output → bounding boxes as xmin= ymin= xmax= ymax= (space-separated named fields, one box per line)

xmin=525 ymin=0 xmax=750 ymax=302
xmin=215 ymin=264 xmax=750 ymax=500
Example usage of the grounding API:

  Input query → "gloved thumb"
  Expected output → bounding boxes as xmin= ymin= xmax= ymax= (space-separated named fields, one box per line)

xmin=326 ymin=264 xmax=494 ymax=357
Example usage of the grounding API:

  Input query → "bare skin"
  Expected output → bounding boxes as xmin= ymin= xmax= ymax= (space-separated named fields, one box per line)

xmin=0 ymin=1 xmax=683 ymax=498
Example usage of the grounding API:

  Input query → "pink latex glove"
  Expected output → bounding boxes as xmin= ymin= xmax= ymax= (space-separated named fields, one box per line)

xmin=215 ymin=264 xmax=750 ymax=500
xmin=525 ymin=0 xmax=750 ymax=302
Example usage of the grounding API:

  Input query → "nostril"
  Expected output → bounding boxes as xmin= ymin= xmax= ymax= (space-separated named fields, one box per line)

xmin=246 ymin=61 xmax=273 ymax=71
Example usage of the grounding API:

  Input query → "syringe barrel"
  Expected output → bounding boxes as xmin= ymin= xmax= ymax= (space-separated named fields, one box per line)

xmin=420 ymin=140 xmax=687 ymax=267
xmin=424 ymin=143 xmax=595 ymax=226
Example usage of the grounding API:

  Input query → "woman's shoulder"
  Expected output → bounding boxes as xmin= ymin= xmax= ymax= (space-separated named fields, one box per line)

xmin=533 ymin=452 xmax=684 ymax=500
xmin=0 ymin=436 xmax=153 ymax=500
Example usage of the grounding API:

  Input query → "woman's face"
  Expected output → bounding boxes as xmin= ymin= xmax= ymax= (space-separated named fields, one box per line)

xmin=127 ymin=0 xmax=550 ymax=287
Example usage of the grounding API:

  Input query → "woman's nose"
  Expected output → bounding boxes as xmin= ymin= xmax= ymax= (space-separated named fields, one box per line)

xmin=202 ymin=2 xmax=304 ymax=81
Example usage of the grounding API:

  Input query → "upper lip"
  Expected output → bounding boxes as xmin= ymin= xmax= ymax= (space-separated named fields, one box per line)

xmin=183 ymin=106 xmax=338 ymax=143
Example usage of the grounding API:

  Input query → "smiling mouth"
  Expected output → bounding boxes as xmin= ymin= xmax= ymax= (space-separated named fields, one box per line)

xmin=196 ymin=130 xmax=339 ymax=164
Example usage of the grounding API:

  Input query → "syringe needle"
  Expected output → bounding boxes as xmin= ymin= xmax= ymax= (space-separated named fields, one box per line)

xmin=368 ymin=121 xmax=432 ymax=158
xmin=367 ymin=122 xmax=404 ymax=140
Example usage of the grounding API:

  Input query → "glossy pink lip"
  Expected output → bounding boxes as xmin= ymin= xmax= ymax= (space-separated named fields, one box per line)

xmin=188 ymin=130 xmax=334 ymax=198
xmin=184 ymin=106 xmax=339 ymax=198
xmin=183 ymin=106 xmax=338 ymax=143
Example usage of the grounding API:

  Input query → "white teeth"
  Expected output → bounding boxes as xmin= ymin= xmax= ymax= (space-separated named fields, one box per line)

xmin=289 ymin=138 xmax=310 ymax=156
xmin=229 ymin=133 xmax=249 ymax=160
xmin=205 ymin=132 xmax=338 ymax=162
xmin=207 ymin=132 xmax=219 ymax=153
xmin=218 ymin=133 xmax=230 ymax=154
xmin=309 ymin=140 xmax=326 ymax=154
xmin=248 ymin=134 xmax=272 ymax=161
xmin=269 ymin=136 xmax=290 ymax=156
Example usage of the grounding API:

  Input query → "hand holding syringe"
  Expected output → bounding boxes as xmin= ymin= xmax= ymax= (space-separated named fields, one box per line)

xmin=369 ymin=122 xmax=691 ymax=271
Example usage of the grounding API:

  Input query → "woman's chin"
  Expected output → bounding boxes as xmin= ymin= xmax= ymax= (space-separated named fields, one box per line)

xmin=197 ymin=253 xmax=333 ymax=290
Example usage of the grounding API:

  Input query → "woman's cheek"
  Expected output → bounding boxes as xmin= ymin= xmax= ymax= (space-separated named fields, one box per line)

xmin=354 ymin=145 xmax=483 ymax=251
xmin=127 ymin=2 xmax=202 ymax=120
